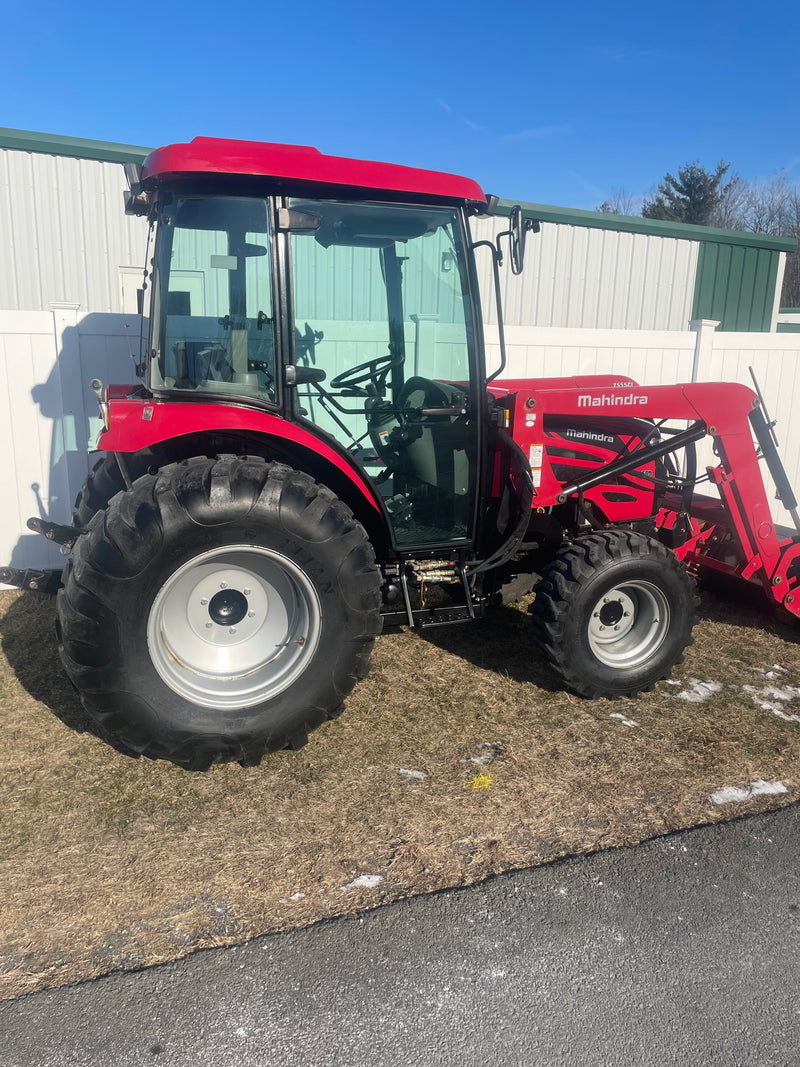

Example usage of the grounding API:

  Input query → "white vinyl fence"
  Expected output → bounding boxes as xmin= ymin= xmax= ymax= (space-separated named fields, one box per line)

xmin=2 ymin=311 xmax=800 ymax=578
xmin=0 ymin=307 xmax=140 ymax=575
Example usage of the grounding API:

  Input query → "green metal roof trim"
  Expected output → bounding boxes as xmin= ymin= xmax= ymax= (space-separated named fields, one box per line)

xmin=495 ymin=198 xmax=798 ymax=252
xmin=0 ymin=128 xmax=150 ymax=164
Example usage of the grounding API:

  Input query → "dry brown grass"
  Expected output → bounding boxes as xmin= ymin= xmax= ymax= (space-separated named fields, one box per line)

xmin=1 ymin=582 xmax=799 ymax=1000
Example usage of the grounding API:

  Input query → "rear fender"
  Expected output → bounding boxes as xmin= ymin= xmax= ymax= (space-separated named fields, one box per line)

xmin=97 ymin=396 xmax=390 ymax=554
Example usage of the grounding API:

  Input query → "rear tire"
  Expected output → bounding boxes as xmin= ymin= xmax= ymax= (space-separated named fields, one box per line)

xmin=73 ymin=455 xmax=129 ymax=527
xmin=530 ymin=529 xmax=697 ymax=698
xmin=57 ymin=456 xmax=382 ymax=769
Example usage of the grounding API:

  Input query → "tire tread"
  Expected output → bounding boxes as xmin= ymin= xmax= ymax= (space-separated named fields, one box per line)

xmin=530 ymin=528 xmax=698 ymax=699
xmin=58 ymin=455 xmax=382 ymax=769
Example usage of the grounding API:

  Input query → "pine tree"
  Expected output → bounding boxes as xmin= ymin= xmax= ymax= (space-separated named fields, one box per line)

xmin=642 ymin=161 xmax=736 ymax=226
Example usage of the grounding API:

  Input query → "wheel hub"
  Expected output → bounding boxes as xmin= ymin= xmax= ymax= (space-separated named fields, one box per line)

xmin=184 ymin=567 xmax=269 ymax=646
xmin=208 ymin=588 xmax=248 ymax=627
xmin=587 ymin=581 xmax=669 ymax=669
xmin=598 ymin=599 xmax=624 ymax=626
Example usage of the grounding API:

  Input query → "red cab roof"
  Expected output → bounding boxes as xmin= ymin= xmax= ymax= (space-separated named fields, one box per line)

xmin=142 ymin=137 xmax=487 ymax=204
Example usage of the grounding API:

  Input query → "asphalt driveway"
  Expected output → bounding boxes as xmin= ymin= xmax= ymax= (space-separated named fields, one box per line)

xmin=1 ymin=803 xmax=798 ymax=1067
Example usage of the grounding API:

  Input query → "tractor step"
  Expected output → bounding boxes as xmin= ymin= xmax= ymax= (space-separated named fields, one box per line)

xmin=0 ymin=566 xmax=62 ymax=595
xmin=415 ymin=604 xmax=474 ymax=627
xmin=380 ymin=561 xmax=476 ymax=629
xmin=381 ymin=603 xmax=474 ymax=628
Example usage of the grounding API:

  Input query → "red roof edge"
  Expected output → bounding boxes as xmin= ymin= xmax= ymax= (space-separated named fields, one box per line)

xmin=142 ymin=137 xmax=487 ymax=203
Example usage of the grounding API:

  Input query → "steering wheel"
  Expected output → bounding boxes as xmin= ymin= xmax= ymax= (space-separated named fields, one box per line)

xmin=330 ymin=352 xmax=403 ymax=396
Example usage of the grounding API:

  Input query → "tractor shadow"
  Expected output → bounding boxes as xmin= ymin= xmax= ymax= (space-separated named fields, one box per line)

xmin=0 ymin=590 xmax=139 ymax=758
xmin=3 ymin=579 xmax=797 ymax=754
xmin=417 ymin=600 xmax=562 ymax=691
xmin=4 ymin=313 xmax=140 ymax=585
xmin=418 ymin=581 xmax=800 ymax=690
xmin=695 ymin=575 xmax=800 ymax=638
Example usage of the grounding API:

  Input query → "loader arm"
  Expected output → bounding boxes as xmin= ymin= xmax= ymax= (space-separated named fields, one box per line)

xmin=503 ymin=379 xmax=800 ymax=619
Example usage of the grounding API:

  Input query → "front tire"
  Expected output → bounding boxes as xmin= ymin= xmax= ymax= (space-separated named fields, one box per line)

xmin=530 ymin=529 xmax=697 ymax=698
xmin=57 ymin=456 xmax=382 ymax=769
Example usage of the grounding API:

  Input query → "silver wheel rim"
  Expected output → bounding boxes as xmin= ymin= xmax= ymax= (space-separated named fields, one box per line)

xmin=587 ymin=579 xmax=670 ymax=669
xmin=147 ymin=545 xmax=321 ymax=709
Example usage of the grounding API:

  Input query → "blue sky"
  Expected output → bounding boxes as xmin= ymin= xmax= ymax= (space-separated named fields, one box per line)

xmin=3 ymin=0 xmax=799 ymax=209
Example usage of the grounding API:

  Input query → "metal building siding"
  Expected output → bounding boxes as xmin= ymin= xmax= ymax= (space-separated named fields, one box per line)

xmin=470 ymin=216 xmax=699 ymax=331
xmin=691 ymin=243 xmax=781 ymax=332
xmin=0 ymin=149 xmax=148 ymax=312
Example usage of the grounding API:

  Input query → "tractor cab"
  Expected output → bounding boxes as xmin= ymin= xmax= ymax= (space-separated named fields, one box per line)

xmin=132 ymin=139 xmax=502 ymax=555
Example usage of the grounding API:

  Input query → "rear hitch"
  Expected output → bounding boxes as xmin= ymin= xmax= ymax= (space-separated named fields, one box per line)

xmin=26 ymin=516 xmax=84 ymax=549
xmin=0 ymin=566 xmax=62 ymax=595
xmin=0 ymin=517 xmax=85 ymax=593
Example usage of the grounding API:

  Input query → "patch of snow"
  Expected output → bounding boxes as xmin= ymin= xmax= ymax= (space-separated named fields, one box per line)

xmin=460 ymin=742 xmax=502 ymax=766
xmin=279 ymin=891 xmax=307 ymax=904
xmin=341 ymin=874 xmax=384 ymax=891
xmin=609 ymin=712 xmax=639 ymax=728
xmin=743 ymin=684 xmax=800 ymax=722
xmin=676 ymin=679 xmax=722 ymax=703
xmin=762 ymin=664 xmax=787 ymax=679
xmin=763 ymin=661 xmax=789 ymax=678
xmin=710 ymin=780 xmax=788 ymax=805
xmin=398 ymin=768 xmax=427 ymax=780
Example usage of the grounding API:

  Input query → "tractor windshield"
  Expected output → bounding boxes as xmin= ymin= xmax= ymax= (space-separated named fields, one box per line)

xmin=150 ymin=196 xmax=277 ymax=401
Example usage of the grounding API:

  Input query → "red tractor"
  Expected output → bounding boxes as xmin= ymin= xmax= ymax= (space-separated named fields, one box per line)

xmin=5 ymin=137 xmax=800 ymax=769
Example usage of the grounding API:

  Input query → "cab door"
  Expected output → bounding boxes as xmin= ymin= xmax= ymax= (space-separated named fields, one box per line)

xmin=286 ymin=199 xmax=480 ymax=550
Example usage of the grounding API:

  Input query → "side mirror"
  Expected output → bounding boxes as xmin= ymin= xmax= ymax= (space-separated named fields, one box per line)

xmin=284 ymin=365 xmax=327 ymax=387
xmin=508 ymin=205 xmax=539 ymax=275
